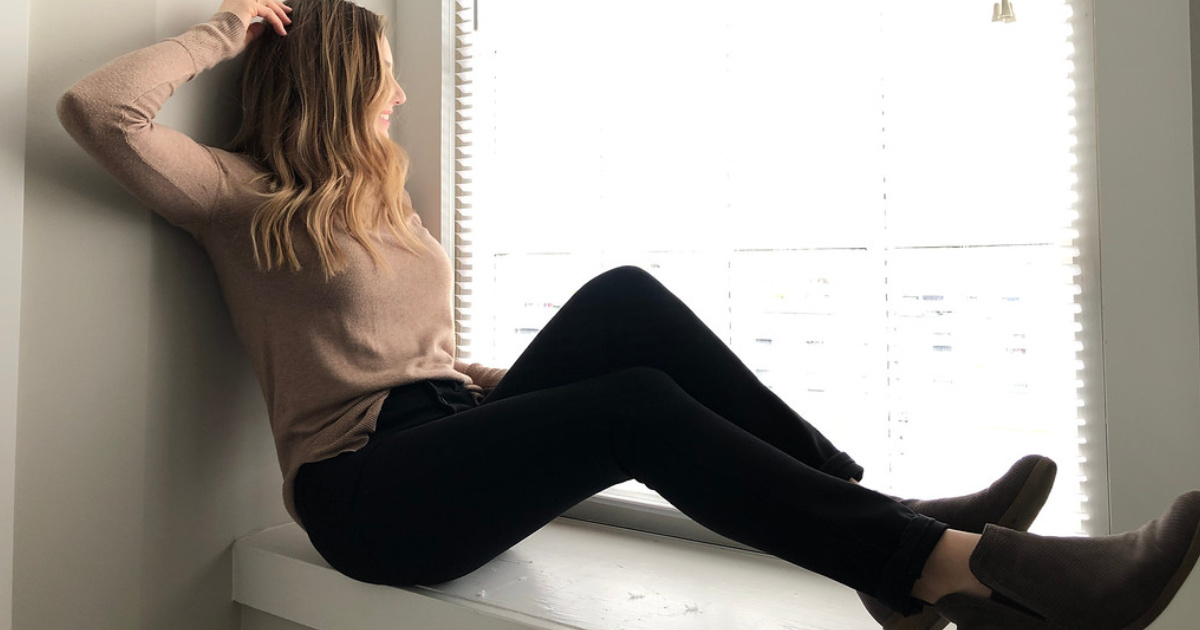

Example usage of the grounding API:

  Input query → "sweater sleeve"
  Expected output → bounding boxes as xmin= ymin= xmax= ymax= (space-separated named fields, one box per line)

xmin=57 ymin=12 xmax=247 ymax=229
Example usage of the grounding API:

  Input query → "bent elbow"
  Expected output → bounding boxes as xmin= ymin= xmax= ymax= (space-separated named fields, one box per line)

xmin=57 ymin=85 xmax=119 ymax=148
xmin=57 ymin=87 xmax=93 ymax=140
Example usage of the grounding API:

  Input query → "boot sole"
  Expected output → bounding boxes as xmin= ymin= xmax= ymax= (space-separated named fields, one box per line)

xmin=1120 ymin=513 xmax=1200 ymax=630
xmin=879 ymin=457 xmax=1058 ymax=630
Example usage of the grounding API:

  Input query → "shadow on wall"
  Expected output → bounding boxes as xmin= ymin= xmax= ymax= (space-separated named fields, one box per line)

xmin=142 ymin=36 xmax=290 ymax=630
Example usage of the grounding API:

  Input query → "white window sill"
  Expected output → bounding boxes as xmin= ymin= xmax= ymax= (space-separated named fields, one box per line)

xmin=233 ymin=518 xmax=880 ymax=630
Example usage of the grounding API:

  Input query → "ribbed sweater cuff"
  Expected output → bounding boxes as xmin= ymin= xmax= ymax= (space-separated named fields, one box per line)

xmin=167 ymin=12 xmax=246 ymax=74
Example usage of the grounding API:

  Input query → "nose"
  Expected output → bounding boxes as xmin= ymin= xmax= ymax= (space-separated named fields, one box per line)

xmin=389 ymin=74 xmax=406 ymax=106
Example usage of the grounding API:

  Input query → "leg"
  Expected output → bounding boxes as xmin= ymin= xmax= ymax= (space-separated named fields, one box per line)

xmin=297 ymin=368 xmax=944 ymax=612
xmin=488 ymin=266 xmax=863 ymax=481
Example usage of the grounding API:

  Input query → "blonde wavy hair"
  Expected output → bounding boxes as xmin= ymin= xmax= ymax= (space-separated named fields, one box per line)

xmin=230 ymin=0 xmax=420 ymax=278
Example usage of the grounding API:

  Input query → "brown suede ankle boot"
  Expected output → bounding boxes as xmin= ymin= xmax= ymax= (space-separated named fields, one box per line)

xmin=859 ymin=455 xmax=1057 ymax=630
xmin=934 ymin=490 xmax=1200 ymax=630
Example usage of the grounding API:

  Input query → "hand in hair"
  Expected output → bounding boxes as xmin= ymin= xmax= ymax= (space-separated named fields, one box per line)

xmin=217 ymin=0 xmax=293 ymax=45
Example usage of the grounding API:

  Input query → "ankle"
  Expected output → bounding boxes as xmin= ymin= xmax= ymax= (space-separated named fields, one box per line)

xmin=911 ymin=530 xmax=992 ymax=603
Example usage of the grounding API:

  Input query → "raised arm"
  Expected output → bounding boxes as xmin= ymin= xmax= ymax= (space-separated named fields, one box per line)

xmin=57 ymin=1 xmax=291 ymax=229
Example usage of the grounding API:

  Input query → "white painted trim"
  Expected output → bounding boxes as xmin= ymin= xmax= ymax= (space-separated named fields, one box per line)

xmin=234 ymin=531 xmax=550 ymax=630
xmin=233 ymin=519 xmax=879 ymax=630
xmin=241 ymin=607 xmax=318 ymax=630
xmin=561 ymin=492 xmax=754 ymax=552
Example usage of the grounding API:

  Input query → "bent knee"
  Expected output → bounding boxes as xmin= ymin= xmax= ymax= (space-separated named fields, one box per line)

xmin=583 ymin=265 xmax=665 ymax=296
xmin=601 ymin=265 xmax=656 ymax=283
xmin=602 ymin=366 xmax=684 ymax=400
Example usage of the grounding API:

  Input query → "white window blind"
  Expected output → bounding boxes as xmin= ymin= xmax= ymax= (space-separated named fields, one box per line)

xmin=453 ymin=0 xmax=1099 ymax=536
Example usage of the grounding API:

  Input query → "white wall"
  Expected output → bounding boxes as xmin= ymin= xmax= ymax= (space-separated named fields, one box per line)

xmin=1093 ymin=1 xmax=1200 ymax=625
xmin=1096 ymin=0 xmax=1200 ymax=526
xmin=394 ymin=0 xmax=451 ymax=243
xmin=0 ymin=1 xmax=31 ymax=628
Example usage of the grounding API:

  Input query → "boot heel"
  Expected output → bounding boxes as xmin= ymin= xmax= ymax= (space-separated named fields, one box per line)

xmin=935 ymin=593 xmax=1048 ymax=630
xmin=881 ymin=608 xmax=950 ymax=630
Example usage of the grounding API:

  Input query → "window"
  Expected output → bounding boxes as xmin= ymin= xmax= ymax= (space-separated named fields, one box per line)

xmin=452 ymin=0 xmax=1099 ymax=536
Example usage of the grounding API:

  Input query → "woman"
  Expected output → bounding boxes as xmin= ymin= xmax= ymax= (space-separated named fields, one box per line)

xmin=57 ymin=1 xmax=1200 ymax=628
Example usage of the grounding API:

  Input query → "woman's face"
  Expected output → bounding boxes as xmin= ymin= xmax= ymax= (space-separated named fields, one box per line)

xmin=376 ymin=36 xmax=406 ymax=136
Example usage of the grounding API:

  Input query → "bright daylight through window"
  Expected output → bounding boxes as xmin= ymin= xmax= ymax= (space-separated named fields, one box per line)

xmin=452 ymin=0 xmax=1099 ymax=536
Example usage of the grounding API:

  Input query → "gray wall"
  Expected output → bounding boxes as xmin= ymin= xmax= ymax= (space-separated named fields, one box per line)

xmin=0 ymin=0 xmax=31 ymax=628
xmin=14 ymin=1 xmax=396 ymax=628
xmin=17 ymin=2 xmax=293 ymax=630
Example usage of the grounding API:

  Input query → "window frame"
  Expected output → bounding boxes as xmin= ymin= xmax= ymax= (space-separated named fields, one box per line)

xmin=393 ymin=0 xmax=1200 ymax=542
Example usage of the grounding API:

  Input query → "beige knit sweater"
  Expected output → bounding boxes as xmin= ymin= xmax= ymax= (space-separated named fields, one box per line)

xmin=57 ymin=12 xmax=505 ymax=526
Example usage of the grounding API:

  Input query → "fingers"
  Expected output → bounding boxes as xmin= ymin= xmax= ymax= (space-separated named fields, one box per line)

xmin=219 ymin=0 xmax=290 ymax=31
xmin=254 ymin=0 xmax=292 ymax=37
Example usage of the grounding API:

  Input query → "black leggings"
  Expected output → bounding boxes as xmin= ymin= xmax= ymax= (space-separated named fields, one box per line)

xmin=293 ymin=266 xmax=946 ymax=614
